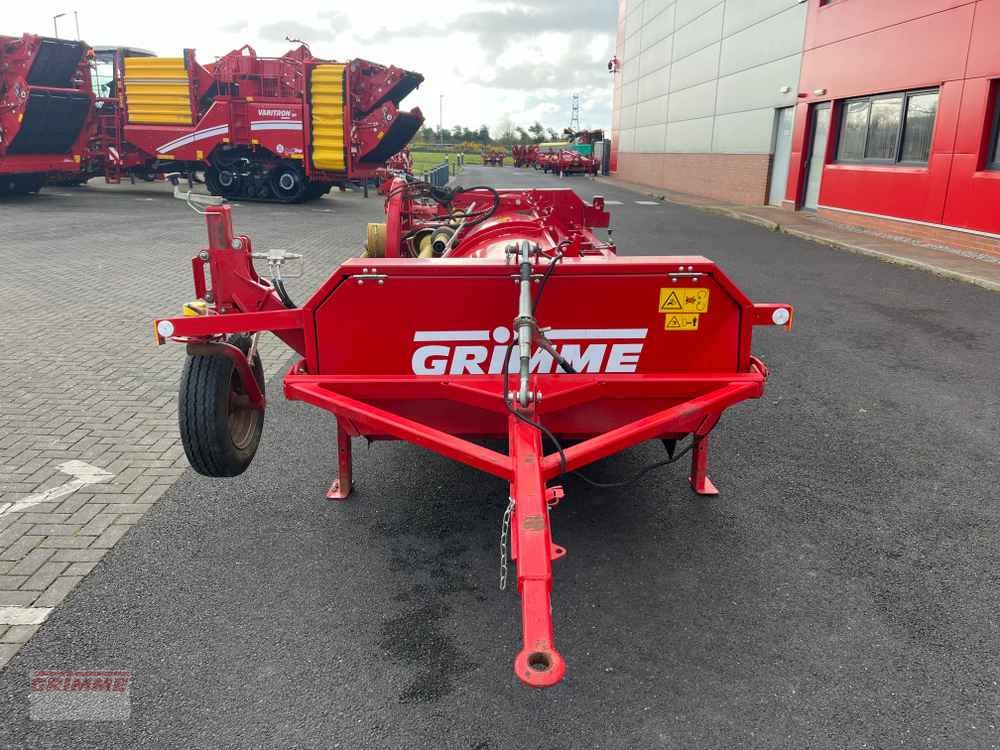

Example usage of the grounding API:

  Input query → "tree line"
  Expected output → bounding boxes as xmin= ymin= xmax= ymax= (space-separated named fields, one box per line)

xmin=414 ymin=120 xmax=567 ymax=147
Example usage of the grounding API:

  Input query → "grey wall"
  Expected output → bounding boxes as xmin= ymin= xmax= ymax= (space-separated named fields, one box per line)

xmin=617 ymin=0 xmax=807 ymax=155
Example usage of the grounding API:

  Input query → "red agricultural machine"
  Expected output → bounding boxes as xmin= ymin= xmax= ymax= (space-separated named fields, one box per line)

xmin=153 ymin=176 xmax=793 ymax=687
xmin=0 ymin=34 xmax=95 ymax=194
xmin=89 ymin=43 xmax=423 ymax=202
xmin=483 ymin=148 xmax=506 ymax=167
xmin=539 ymin=149 xmax=597 ymax=176
xmin=512 ymin=144 xmax=538 ymax=168
xmin=375 ymin=147 xmax=413 ymax=195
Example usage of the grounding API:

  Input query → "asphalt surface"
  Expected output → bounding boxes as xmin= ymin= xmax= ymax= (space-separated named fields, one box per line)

xmin=2 ymin=167 xmax=999 ymax=748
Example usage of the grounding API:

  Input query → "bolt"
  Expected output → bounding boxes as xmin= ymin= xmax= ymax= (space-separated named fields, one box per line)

xmin=231 ymin=238 xmax=243 ymax=250
xmin=357 ymin=279 xmax=364 ymax=285
xmin=377 ymin=279 xmax=384 ymax=285
xmin=199 ymin=250 xmax=209 ymax=261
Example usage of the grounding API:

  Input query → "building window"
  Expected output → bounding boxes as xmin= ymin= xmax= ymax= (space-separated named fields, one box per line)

xmin=835 ymin=88 xmax=939 ymax=165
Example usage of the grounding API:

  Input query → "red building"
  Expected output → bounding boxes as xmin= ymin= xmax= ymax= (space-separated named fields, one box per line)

xmin=787 ymin=0 xmax=1000 ymax=251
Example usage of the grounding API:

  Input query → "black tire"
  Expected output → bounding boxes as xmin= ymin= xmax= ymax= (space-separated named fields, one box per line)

xmin=178 ymin=334 xmax=264 ymax=477
xmin=204 ymin=167 xmax=223 ymax=196
xmin=270 ymin=164 xmax=307 ymax=203
xmin=303 ymin=181 xmax=332 ymax=201
xmin=216 ymin=168 xmax=240 ymax=197
xmin=9 ymin=175 xmax=44 ymax=195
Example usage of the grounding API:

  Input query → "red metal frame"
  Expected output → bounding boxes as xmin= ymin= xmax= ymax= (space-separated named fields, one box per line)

xmin=154 ymin=178 xmax=792 ymax=687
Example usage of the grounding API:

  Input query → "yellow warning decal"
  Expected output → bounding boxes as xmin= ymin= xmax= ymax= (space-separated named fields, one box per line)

xmin=659 ymin=287 xmax=709 ymax=313
xmin=665 ymin=314 xmax=699 ymax=331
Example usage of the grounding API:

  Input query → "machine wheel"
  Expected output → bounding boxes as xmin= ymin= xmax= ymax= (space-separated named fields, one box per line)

xmin=7 ymin=175 xmax=45 ymax=195
xmin=216 ymin=168 xmax=240 ymax=193
xmin=303 ymin=181 xmax=332 ymax=201
xmin=270 ymin=164 xmax=307 ymax=203
xmin=204 ymin=167 xmax=223 ymax=196
xmin=178 ymin=334 xmax=264 ymax=477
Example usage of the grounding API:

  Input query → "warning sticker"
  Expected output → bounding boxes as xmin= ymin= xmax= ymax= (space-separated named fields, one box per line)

xmin=665 ymin=314 xmax=699 ymax=331
xmin=659 ymin=288 xmax=710 ymax=313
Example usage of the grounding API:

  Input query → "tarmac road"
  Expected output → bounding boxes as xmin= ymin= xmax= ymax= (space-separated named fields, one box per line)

xmin=1 ymin=167 xmax=998 ymax=748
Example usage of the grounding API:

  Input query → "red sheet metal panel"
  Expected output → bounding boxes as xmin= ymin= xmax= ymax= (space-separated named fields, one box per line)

xmin=791 ymin=0 xmax=1000 ymax=234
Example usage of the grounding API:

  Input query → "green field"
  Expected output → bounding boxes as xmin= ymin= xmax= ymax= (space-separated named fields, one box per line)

xmin=410 ymin=150 xmax=486 ymax=174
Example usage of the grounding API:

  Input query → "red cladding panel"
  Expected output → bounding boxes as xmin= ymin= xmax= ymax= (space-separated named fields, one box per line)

xmin=800 ymin=5 xmax=974 ymax=100
xmin=805 ymin=0 xmax=972 ymax=50
xmin=966 ymin=0 xmax=1000 ymax=78
xmin=795 ymin=0 xmax=1000 ymax=234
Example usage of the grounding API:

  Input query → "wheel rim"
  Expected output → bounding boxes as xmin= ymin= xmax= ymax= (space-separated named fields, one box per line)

xmin=227 ymin=370 xmax=257 ymax=450
xmin=278 ymin=172 xmax=296 ymax=192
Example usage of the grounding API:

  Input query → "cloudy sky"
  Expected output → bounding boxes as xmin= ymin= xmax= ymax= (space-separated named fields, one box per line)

xmin=8 ymin=1 xmax=616 ymax=135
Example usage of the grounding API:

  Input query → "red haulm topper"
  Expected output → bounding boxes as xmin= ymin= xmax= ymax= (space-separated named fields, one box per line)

xmin=154 ymin=177 xmax=793 ymax=687
xmin=0 ymin=34 xmax=95 ymax=193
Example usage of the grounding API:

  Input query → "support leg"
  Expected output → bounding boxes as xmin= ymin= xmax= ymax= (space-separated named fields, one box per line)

xmin=508 ymin=416 xmax=566 ymax=688
xmin=689 ymin=433 xmax=718 ymax=496
xmin=327 ymin=420 xmax=353 ymax=500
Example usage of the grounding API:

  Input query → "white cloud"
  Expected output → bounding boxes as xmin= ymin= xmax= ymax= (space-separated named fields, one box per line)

xmin=6 ymin=0 xmax=613 ymax=132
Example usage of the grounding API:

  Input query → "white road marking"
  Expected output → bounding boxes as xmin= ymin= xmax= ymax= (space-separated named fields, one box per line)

xmin=0 ymin=606 xmax=53 ymax=625
xmin=135 ymin=198 xmax=155 ymax=202
xmin=604 ymin=200 xmax=624 ymax=205
xmin=0 ymin=461 xmax=114 ymax=517
xmin=635 ymin=200 xmax=660 ymax=205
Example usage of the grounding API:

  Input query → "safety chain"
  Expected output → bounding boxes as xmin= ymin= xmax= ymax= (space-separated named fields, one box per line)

xmin=499 ymin=496 xmax=515 ymax=591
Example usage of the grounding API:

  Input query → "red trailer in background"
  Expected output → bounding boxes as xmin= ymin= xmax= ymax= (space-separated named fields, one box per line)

xmin=483 ymin=148 xmax=506 ymax=167
xmin=512 ymin=144 xmax=538 ymax=167
xmin=90 ymin=44 xmax=423 ymax=202
xmin=539 ymin=149 xmax=597 ymax=176
xmin=0 ymin=34 xmax=95 ymax=194
xmin=153 ymin=176 xmax=793 ymax=688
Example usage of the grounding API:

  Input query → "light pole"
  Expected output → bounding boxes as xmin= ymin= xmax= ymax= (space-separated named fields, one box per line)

xmin=52 ymin=11 xmax=79 ymax=39
xmin=439 ymin=94 xmax=444 ymax=146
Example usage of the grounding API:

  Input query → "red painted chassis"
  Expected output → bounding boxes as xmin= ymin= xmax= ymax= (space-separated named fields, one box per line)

xmin=154 ymin=183 xmax=792 ymax=688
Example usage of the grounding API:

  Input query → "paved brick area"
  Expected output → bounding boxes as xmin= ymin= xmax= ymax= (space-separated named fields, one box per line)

xmin=0 ymin=181 xmax=380 ymax=667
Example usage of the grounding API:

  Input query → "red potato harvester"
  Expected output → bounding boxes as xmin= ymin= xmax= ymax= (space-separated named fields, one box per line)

xmin=0 ymin=34 xmax=95 ymax=193
xmin=89 ymin=44 xmax=423 ymax=202
xmin=153 ymin=176 xmax=793 ymax=687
